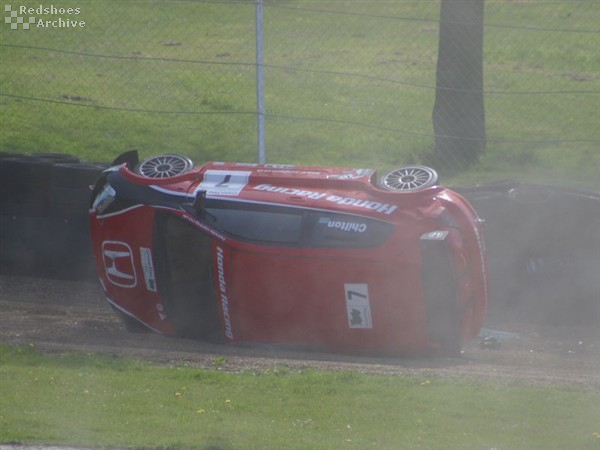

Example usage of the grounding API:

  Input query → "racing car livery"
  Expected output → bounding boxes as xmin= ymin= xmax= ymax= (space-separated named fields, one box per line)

xmin=90 ymin=151 xmax=488 ymax=355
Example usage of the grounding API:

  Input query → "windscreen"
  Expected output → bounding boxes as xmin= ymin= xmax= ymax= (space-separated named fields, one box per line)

xmin=153 ymin=213 xmax=222 ymax=341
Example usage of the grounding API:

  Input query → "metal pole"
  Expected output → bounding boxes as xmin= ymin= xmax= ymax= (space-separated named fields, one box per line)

xmin=255 ymin=0 xmax=266 ymax=163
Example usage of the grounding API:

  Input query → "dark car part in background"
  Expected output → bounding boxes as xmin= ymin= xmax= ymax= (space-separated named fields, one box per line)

xmin=455 ymin=181 xmax=600 ymax=327
xmin=89 ymin=151 xmax=488 ymax=356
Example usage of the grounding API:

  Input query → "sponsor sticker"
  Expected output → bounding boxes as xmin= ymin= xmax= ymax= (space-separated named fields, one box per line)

xmin=140 ymin=247 xmax=157 ymax=292
xmin=327 ymin=168 xmax=373 ymax=180
xmin=254 ymin=183 xmax=397 ymax=215
xmin=344 ymin=283 xmax=373 ymax=329
xmin=197 ymin=170 xmax=251 ymax=196
xmin=319 ymin=217 xmax=368 ymax=233
xmin=420 ymin=230 xmax=449 ymax=241
xmin=216 ymin=246 xmax=234 ymax=339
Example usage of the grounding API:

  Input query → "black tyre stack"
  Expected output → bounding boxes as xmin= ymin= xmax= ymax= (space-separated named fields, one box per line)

xmin=0 ymin=152 xmax=108 ymax=279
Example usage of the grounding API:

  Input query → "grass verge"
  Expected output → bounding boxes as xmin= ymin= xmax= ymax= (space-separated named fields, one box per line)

xmin=1 ymin=344 xmax=599 ymax=450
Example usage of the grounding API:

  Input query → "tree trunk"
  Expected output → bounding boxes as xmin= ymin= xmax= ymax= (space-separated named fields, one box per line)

xmin=432 ymin=0 xmax=486 ymax=172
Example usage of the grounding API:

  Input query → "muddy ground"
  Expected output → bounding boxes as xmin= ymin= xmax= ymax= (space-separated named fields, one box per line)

xmin=1 ymin=274 xmax=599 ymax=388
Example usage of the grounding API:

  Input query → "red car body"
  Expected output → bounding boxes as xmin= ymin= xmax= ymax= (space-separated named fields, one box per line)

xmin=89 ymin=151 xmax=487 ymax=356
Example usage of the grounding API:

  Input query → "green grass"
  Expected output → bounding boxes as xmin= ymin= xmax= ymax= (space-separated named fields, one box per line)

xmin=1 ymin=1 xmax=599 ymax=188
xmin=2 ymin=344 xmax=600 ymax=450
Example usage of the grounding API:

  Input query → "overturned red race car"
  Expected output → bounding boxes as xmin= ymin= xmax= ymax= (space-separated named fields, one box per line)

xmin=89 ymin=151 xmax=488 ymax=356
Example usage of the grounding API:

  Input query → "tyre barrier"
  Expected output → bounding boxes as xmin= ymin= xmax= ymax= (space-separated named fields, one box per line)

xmin=0 ymin=152 xmax=108 ymax=280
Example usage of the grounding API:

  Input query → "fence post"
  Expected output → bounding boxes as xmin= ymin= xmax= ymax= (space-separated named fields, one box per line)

xmin=255 ymin=0 xmax=266 ymax=163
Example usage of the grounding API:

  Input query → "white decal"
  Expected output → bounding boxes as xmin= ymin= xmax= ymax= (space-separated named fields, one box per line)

xmin=257 ymin=168 xmax=321 ymax=176
xmin=420 ymin=230 xmax=449 ymax=241
xmin=140 ymin=247 xmax=157 ymax=292
xmin=178 ymin=211 xmax=227 ymax=242
xmin=321 ymin=218 xmax=367 ymax=233
xmin=344 ymin=283 xmax=373 ymax=329
xmin=254 ymin=184 xmax=397 ymax=215
xmin=216 ymin=246 xmax=234 ymax=339
xmin=156 ymin=303 xmax=167 ymax=321
xmin=254 ymin=184 xmax=327 ymax=200
xmin=325 ymin=195 xmax=397 ymax=215
xmin=102 ymin=241 xmax=137 ymax=288
xmin=264 ymin=164 xmax=295 ymax=169
xmin=197 ymin=170 xmax=251 ymax=196
xmin=328 ymin=169 xmax=373 ymax=180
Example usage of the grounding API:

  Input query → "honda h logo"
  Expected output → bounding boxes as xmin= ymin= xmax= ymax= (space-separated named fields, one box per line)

xmin=102 ymin=241 xmax=137 ymax=288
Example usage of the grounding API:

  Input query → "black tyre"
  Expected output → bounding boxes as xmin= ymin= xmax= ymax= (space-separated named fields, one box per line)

xmin=48 ymin=186 xmax=92 ymax=220
xmin=0 ymin=151 xmax=27 ymax=159
xmin=51 ymin=163 xmax=106 ymax=189
xmin=0 ymin=155 xmax=53 ymax=182
xmin=0 ymin=156 xmax=53 ymax=215
xmin=48 ymin=163 xmax=107 ymax=220
xmin=36 ymin=153 xmax=80 ymax=165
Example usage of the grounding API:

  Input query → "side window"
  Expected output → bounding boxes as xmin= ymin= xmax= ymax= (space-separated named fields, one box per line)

xmin=308 ymin=213 xmax=394 ymax=248
xmin=200 ymin=201 xmax=393 ymax=248
xmin=205 ymin=205 xmax=303 ymax=245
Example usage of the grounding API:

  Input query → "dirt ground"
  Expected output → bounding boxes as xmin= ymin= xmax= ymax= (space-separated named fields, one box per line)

xmin=1 ymin=274 xmax=599 ymax=389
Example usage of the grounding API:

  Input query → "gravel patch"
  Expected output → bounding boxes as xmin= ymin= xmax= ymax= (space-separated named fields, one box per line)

xmin=1 ymin=274 xmax=599 ymax=387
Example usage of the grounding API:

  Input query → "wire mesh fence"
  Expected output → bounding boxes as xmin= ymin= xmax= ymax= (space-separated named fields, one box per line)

xmin=1 ymin=1 xmax=599 ymax=184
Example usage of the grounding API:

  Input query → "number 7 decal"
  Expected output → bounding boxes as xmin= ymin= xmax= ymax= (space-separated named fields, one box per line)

xmin=195 ymin=170 xmax=251 ymax=196
xmin=344 ymin=283 xmax=372 ymax=329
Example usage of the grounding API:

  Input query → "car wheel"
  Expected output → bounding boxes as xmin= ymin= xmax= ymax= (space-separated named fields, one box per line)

xmin=379 ymin=165 xmax=438 ymax=192
xmin=135 ymin=154 xmax=193 ymax=179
